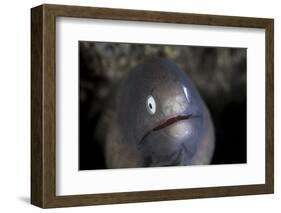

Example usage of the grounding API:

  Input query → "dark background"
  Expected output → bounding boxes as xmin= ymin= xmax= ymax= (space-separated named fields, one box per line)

xmin=79 ymin=41 xmax=247 ymax=170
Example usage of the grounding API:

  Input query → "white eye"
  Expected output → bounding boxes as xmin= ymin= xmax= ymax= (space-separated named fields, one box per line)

xmin=146 ymin=95 xmax=156 ymax=114
xmin=183 ymin=86 xmax=190 ymax=103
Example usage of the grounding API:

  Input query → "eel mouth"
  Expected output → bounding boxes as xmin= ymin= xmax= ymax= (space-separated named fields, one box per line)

xmin=139 ymin=114 xmax=197 ymax=145
xmin=153 ymin=115 xmax=193 ymax=131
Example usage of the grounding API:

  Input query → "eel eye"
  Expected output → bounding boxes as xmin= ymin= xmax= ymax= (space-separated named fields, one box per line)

xmin=146 ymin=95 xmax=156 ymax=114
xmin=183 ymin=86 xmax=190 ymax=103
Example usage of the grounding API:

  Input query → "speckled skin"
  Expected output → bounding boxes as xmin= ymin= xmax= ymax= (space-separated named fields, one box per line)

xmin=103 ymin=58 xmax=215 ymax=168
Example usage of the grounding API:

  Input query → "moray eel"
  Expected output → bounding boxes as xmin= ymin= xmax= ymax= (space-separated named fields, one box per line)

xmin=100 ymin=57 xmax=215 ymax=168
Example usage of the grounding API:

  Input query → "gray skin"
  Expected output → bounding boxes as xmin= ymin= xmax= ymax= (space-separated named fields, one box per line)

xmin=101 ymin=58 xmax=215 ymax=168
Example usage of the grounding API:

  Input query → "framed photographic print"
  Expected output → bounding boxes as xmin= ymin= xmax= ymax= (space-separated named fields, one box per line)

xmin=31 ymin=4 xmax=274 ymax=208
